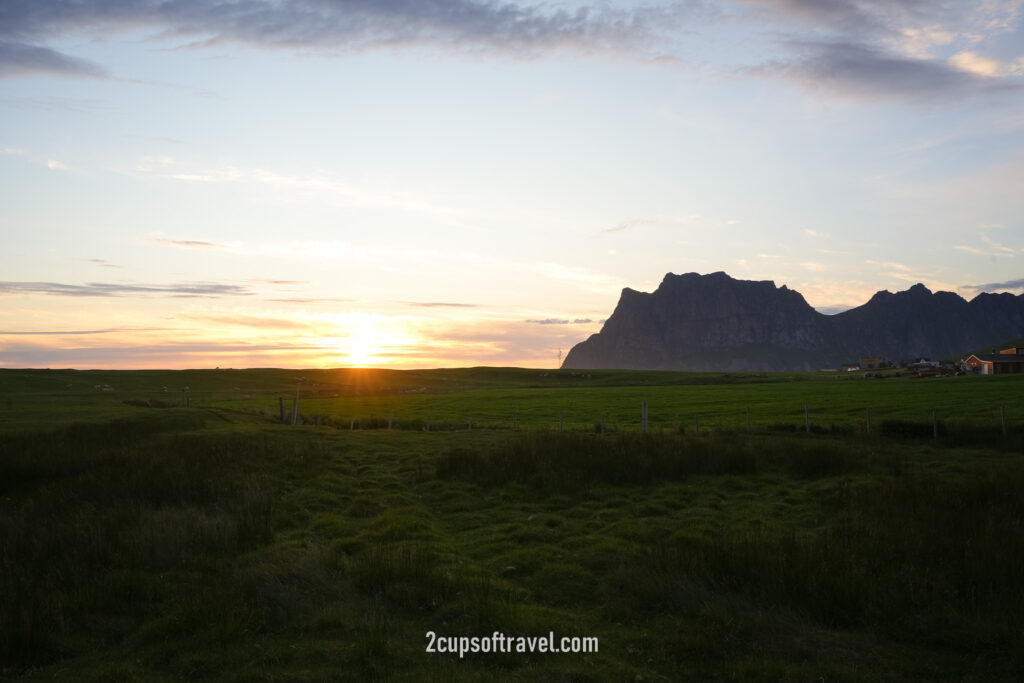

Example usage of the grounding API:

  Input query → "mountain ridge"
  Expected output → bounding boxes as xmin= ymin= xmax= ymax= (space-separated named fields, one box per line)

xmin=561 ymin=272 xmax=1024 ymax=371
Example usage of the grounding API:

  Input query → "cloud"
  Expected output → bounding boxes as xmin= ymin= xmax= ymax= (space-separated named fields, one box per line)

xmin=949 ymin=50 xmax=1004 ymax=77
xmin=0 ymin=40 xmax=106 ymax=79
xmin=962 ymin=277 xmax=1024 ymax=292
xmin=0 ymin=341 xmax=327 ymax=369
xmin=766 ymin=40 xmax=1018 ymax=102
xmin=0 ymin=327 xmax=164 ymax=336
xmin=267 ymin=297 xmax=358 ymax=304
xmin=151 ymin=237 xmax=231 ymax=249
xmin=0 ymin=280 xmax=252 ymax=298
xmin=534 ymin=262 xmax=625 ymax=295
xmin=136 ymin=158 xmax=458 ymax=216
xmin=401 ymin=301 xmax=479 ymax=308
xmin=182 ymin=313 xmax=317 ymax=330
xmin=0 ymin=0 xmax=694 ymax=78
xmin=602 ymin=219 xmax=656 ymax=233
xmin=525 ymin=318 xmax=594 ymax=325
xmin=84 ymin=258 xmax=123 ymax=269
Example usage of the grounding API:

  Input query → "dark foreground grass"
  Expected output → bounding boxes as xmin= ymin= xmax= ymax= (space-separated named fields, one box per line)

xmin=3 ymin=379 xmax=1024 ymax=680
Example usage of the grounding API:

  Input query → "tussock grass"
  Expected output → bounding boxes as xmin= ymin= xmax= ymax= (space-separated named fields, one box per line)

xmin=3 ymin=368 xmax=1024 ymax=681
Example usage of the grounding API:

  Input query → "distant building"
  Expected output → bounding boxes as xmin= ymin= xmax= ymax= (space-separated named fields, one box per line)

xmin=963 ymin=348 xmax=1024 ymax=375
xmin=860 ymin=357 xmax=882 ymax=369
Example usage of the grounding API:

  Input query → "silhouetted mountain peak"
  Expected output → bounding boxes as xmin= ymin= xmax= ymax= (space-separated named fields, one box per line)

xmin=562 ymin=271 xmax=1024 ymax=371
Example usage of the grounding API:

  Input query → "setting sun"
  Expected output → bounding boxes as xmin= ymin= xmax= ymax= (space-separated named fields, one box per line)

xmin=313 ymin=313 xmax=417 ymax=367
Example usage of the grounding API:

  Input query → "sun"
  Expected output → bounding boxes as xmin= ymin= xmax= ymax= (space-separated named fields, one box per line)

xmin=344 ymin=321 xmax=379 ymax=366
xmin=313 ymin=313 xmax=415 ymax=367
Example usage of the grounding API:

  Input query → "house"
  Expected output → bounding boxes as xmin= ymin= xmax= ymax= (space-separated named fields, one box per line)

xmin=860 ymin=357 xmax=884 ymax=370
xmin=963 ymin=348 xmax=1024 ymax=375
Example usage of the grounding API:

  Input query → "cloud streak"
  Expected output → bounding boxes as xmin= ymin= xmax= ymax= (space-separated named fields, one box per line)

xmin=0 ymin=280 xmax=252 ymax=298
xmin=763 ymin=40 xmax=1019 ymax=102
xmin=151 ymin=237 xmax=231 ymax=249
xmin=0 ymin=40 xmax=107 ymax=79
xmin=963 ymin=277 xmax=1024 ymax=292
xmin=0 ymin=0 xmax=691 ymax=78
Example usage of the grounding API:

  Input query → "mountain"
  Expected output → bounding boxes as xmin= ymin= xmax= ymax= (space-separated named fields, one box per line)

xmin=561 ymin=272 xmax=1024 ymax=372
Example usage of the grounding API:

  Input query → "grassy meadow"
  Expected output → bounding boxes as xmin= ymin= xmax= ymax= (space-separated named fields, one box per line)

xmin=2 ymin=366 xmax=1023 ymax=681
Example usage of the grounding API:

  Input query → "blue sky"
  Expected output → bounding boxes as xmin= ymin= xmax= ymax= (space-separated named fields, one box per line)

xmin=1 ymin=0 xmax=1023 ymax=368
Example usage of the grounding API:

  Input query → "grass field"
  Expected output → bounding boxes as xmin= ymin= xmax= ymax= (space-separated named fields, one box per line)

xmin=2 ymin=367 xmax=1023 ymax=681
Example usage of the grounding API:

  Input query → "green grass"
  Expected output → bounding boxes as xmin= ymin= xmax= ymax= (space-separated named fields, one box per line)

xmin=1 ymin=367 xmax=1024 ymax=680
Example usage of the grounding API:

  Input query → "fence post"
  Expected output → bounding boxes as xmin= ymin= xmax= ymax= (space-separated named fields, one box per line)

xmin=291 ymin=396 xmax=299 ymax=426
xmin=932 ymin=410 xmax=938 ymax=439
xmin=279 ymin=396 xmax=285 ymax=422
xmin=350 ymin=417 xmax=355 ymax=430
xmin=468 ymin=415 xmax=473 ymax=430
xmin=804 ymin=404 xmax=809 ymax=434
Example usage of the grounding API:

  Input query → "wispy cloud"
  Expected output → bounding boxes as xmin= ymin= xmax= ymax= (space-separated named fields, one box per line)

xmin=267 ymin=297 xmax=358 ymax=304
xmin=401 ymin=301 xmax=479 ymax=308
xmin=602 ymin=219 xmax=656 ymax=234
xmin=135 ymin=157 xmax=458 ymax=216
xmin=0 ymin=40 xmax=107 ymax=79
xmin=182 ymin=313 xmax=317 ymax=331
xmin=764 ymin=40 xmax=1018 ymax=102
xmin=0 ymin=327 xmax=164 ymax=336
xmin=83 ymin=258 xmax=123 ymax=269
xmin=151 ymin=237 xmax=232 ymax=249
xmin=534 ymin=262 xmax=625 ymax=295
xmin=0 ymin=280 xmax=252 ymax=298
xmin=0 ymin=0 xmax=694 ymax=79
xmin=962 ymin=277 xmax=1024 ymax=292
xmin=525 ymin=318 xmax=594 ymax=325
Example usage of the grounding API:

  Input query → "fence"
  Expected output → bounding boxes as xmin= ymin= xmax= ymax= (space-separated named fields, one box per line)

xmin=267 ymin=399 xmax=1021 ymax=445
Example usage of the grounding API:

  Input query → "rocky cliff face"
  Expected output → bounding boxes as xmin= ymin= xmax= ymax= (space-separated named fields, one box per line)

xmin=561 ymin=272 xmax=1024 ymax=371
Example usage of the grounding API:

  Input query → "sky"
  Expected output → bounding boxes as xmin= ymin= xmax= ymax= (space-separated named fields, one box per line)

xmin=1 ymin=0 xmax=1023 ymax=369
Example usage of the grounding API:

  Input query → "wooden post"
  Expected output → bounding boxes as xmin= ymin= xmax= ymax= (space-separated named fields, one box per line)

xmin=425 ymin=418 xmax=430 ymax=432
xmin=185 ymin=395 xmax=190 ymax=408
xmin=350 ymin=417 xmax=355 ymax=430
xmin=279 ymin=396 xmax=285 ymax=422
xmin=932 ymin=410 xmax=938 ymax=439
xmin=388 ymin=414 xmax=393 ymax=430
xmin=291 ymin=397 xmax=299 ymax=426
xmin=804 ymin=404 xmax=809 ymax=434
